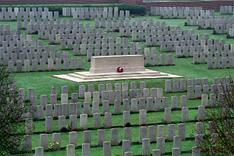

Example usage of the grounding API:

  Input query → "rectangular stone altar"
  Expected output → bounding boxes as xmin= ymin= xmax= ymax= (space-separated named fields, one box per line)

xmin=90 ymin=55 xmax=145 ymax=73
xmin=53 ymin=55 xmax=181 ymax=82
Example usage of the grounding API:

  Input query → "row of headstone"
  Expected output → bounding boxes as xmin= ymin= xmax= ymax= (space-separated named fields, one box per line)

xmin=70 ymin=7 xmax=110 ymax=19
xmin=66 ymin=35 xmax=132 ymax=52
xmin=0 ymin=27 xmax=84 ymax=72
xmin=26 ymin=77 xmax=231 ymax=119
xmin=228 ymin=27 xmax=234 ymax=38
xmin=0 ymin=25 xmax=12 ymax=35
xmin=33 ymin=92 xmax=177 ymax=119
xmin=25 ymin=19 xmax=71 ymax=34
xmin=31 ymin=95 xmax=186 ymax=119
xmin=120 ymin=19 xmax=202 ymax=54
xmin=159 ymin=35 xmax=200 ymax=52
xmin=147 ymin=34 xmax=200 ymax=51
xmin=0 ymin=7 xmax=57 ymax=21
xmin=212 ymin=17 xmax=233 ymax=34
xmin=213 ymin=77 xmax=232 ymax=85
xmin=26 ymin=18 xmax=84 ymax=36
xmin=0 ymin=10 xmax=17 ymax=21
xmin=32 ymin=92 xmax=190 ymax=119
xmin=186 ymin=16 xmax=234 ymax=34
xmin=26 ymin=122 xmax=187 ymax=150
xmin=17 ymin=6 xmax=233 ymax=73
xmin=1 ymin=46 xmax=68 ymax=63
xmin=23 ymin=12 xmax=203 ymax=70
xmin=0 ymin=7 xmax=49 ymax=14
xmin=30 ymin=18 xmax=148 ymax=62
xmin=18 ymin=11 xmax=59 ymax=22
xmin=220 ymin=6 xmax=234 ymax=14
xmin=7 ymin=57 xmax=83 ymax=72
xmin=104 ymin=18 xmax=199 ymax=45
xmin=186 ymin=84 xmax=204 ymax=99
xmin=76 ymin=34 xmax=129 ymax=46
xmin=84 ymin=87 xmax=163 ymax=101
xmin=42 ymin=113 xmax=188 ymax=137
xmin=85 ymin=42 xmax=143 ymax=61
xmin=164 ymin=77 xmax=231 ymax=99
xmin=125 ymin=19 xmax=222 ymax=70
xmin=165 ymin=79 xmax=187 ymax=93
xmin=150 ymin=7 xmax=214 ymax=19
xmin=186 ymin=16 xmax=210 ymax=28
xmin=81 ymin=81 xmax=147 ymax=96
xmin=201 ymin=93 xmax=219 ymax=107
xmin=32 ymin=94 xmax=187 ymax=120
xmin=144 ymin=48 xmax=174 ymax=66
xmin=62 ymin=7 xmax=130 ymax=19
xmin=165 ymin=78 xmax=208 ymax=93
xmin=25 ymin=85 xmax=162 ymax=118
xmin=188 ymin=37 xmax=225 ymax=52
xmin=64 ymin=34 xmax=135 ymax=57
xmin=192 ymin=47 xmax=234 ymax=64
xmin=95 ymin=18 xmax=130 ymax=32
xmin=23 ymin=77 xmax=230 ymax=102
xmin=131 ymin=25 xmax=197 ymax=46
xmin=20 ymin=81 xmax=148 ymax=102
xmin=176 ymin=45 xmax=203 ymax=58
xmin=0 ymin=46 xmax=84 ymax=72
xmin=207 ymin=56 xmax=234 ymax=69
xmin=34 ymin=144 xmax=201 ymax=156
xmin=186 ymin=80 xmax=231 ymax=100
xmin=119 ymin=20 xmax=166 ymax=38
xmin=22 ymin=16 xmax=97 ymax=37
xmin=174 ymin=30 xmax=234 ymax=69
xmin=32 ymin=18 xmax=130 ymax=41
xmin=39 ymin=27 xmax=106 ymax=46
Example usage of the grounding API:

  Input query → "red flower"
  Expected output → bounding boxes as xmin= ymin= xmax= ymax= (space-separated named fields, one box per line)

xmin=116 ymin=67 xmax=124 ymax=73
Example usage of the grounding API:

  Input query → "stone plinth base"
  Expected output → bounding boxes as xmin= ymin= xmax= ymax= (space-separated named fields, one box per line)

xmin=53 ymin=69 xmax=181 ymax=82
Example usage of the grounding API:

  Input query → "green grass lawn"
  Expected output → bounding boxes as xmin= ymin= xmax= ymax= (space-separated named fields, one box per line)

xmin=3 ymin=9 xmax=234 ymax=156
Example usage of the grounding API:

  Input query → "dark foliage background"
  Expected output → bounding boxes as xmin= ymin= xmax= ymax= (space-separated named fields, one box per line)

xmin=201 ymin=77 xmax=234 ymax=155
xmin=0 ymin=65 xmax=25 ymax=155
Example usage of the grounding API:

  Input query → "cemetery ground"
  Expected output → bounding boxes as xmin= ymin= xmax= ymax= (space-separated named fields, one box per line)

xmin=11 ymin=15 xmax=234 ymax=96
xmin=1 ymin=4 xmax=233 ymax=156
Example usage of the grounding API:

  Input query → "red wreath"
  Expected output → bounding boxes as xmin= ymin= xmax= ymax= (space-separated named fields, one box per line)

xmin=116 ymin=67 xmax=124 ymax=73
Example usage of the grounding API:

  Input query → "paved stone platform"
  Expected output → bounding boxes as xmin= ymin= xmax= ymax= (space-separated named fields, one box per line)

xmin=53 ymin=69 xmax=181 ymax=82
xmin=53 ymin=55 xmax=181 ymax=82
